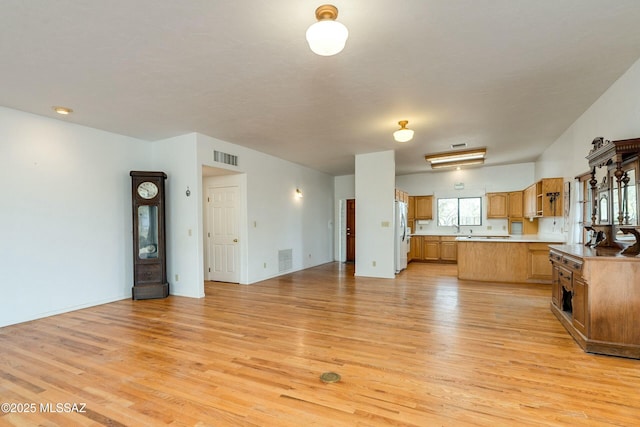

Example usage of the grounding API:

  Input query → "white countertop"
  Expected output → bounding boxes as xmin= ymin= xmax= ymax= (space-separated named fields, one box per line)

xmin=455 ymin=234 xmax=564 ymax=243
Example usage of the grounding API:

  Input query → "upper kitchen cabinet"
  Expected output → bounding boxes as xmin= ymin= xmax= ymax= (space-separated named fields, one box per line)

xmin=408 ymin=196 xmax=415 ymax=221
xmin=414 ymin=196 xmax=433 ymax=220
xmin=524 ymin=178 xmax=563 ymax=218
xmin=508 ymin=191 xmax=523 ymax=218
xmin=487 ymin=192 xmax=509 ymax=218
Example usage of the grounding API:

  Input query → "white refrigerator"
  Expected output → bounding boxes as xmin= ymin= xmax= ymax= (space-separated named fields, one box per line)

xmin=394 ymin=201 xmax=410 ymax=273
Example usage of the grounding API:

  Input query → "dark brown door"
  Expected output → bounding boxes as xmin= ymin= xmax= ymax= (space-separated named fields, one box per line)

xmin=346 ymin=199 xmax=355 ymax=262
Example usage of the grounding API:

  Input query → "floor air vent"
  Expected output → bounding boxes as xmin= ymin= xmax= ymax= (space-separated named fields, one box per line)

xmin=279 ymin=249 xmax=293 ymax=272
xmin=213 ymin=150 xmax=238 ymax=166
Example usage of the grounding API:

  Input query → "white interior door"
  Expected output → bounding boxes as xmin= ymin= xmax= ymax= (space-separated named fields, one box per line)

xmin=207 ymin=186 xmax=239 ymax=283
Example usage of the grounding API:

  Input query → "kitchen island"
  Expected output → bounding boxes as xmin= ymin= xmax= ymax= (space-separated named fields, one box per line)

xmin=456 ymin=235 xmax=564 ymax=284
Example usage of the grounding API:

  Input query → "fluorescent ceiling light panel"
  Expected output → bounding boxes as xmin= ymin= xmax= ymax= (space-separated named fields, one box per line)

xmin=424 ymin=148 xmax=486 ymax=164
xmin=430 ymin=158 xmax=485 ymax=169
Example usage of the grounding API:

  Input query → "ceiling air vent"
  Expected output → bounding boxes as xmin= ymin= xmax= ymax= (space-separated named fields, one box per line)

xmin=451 ymin=143 xmax=467 ymax=149
xmin=213 ymin=150 xmax=238 ymax=166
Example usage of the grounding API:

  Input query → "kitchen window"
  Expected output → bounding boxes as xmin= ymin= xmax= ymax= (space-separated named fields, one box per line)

xmin=437 ymin=197 xmax=482 ymax=227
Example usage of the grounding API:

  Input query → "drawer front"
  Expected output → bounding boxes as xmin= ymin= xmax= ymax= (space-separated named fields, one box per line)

xmin=558 ymin=266 xmax=572 ymax=291
xmin=562 ymin=254 xmax=583 ymax=273
xmin=549 ymin=250 xmax=563 ymax=263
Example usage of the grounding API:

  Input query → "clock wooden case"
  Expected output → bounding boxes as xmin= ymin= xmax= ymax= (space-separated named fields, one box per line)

xmin=130 ymin=171 xmax=169 ymax=300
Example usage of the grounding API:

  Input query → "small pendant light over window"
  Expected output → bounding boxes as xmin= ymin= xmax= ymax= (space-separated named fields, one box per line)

xmin=306 ymin=4 xmax=349 ymax=56
xmin=393 ymin=120 xmax=414 ymax=143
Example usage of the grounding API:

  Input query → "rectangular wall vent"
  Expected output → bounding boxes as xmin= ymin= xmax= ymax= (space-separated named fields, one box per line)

xmin=213 ymin=150 xmax=238 ymax=166
xmin=279 ymin=249 xmax=293 ymax=272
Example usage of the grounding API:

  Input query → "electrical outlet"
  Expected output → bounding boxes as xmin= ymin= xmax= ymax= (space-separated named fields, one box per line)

xmin=487 ymin=225 xmax=492 ymax=230
xmin=263 ymin=262 xmax=267 ymax=268
xmin=372 ymin=261 xmax=376 ymax=267
xmin=175 ymin=274 xmax=179 ymax=282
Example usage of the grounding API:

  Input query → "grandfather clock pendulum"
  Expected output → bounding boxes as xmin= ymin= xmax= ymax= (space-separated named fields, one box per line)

xmin=130 ymin=171 xmax=169 ymax=299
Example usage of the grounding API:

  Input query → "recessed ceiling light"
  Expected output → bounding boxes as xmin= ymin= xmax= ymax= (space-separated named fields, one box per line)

xmin=52 ymin=106 xmax=73 ymax=115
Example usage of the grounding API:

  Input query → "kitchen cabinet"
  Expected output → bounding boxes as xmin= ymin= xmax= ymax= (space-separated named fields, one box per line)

xmin=523 ymin=184 xmax=537 ymax=218
xmin=487 ymin=192 xmax=509 ymax=218
xmin=457 ymin=239 xmax=557 ymax=284
xmin=423 ymin=236 xmax=440 ymax=261
xmin=527 ymin=243 xmax=553 ymax=282
xmin=523 ymin=178 xmax=563 ymax=218
xmin=407 ymin=196 xmax=415 ymax=221
xmin=508 ymin=191 xmax=523 ymax=218
xmin=409 ymin=235 xmax=456 ymax=263
xmin=409 ymin=235 xmax=422 ymax=260
xmin=440 ymin=236 xmax=458 ymax=262
xmin=414 ymin=196 xmax=433 ymax=220
xmin=540 ymin=178 xmax=563 ymax=217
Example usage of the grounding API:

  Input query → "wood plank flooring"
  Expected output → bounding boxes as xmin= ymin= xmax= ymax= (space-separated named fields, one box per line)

xmin=1 ymin=262 xmax=639 ymax=426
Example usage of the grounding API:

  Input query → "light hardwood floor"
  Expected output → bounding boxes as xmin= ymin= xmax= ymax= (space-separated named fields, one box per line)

xmin=1 ymin=262 xmax=639 ymax=426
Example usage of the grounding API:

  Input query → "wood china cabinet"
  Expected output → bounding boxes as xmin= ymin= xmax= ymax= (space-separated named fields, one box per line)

xmin=549 ymin=137 xmax=640 ymax=359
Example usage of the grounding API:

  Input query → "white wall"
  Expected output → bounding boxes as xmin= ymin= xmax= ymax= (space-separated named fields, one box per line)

xmin=0 ymin=108 xmax=335 ymax=326
xmin=0 ymin=107 xmax=150 ymax=327
xmin=537 ymin=56 xmax=640 ymax=243
xmin=197 ymin=133 xmax=334 ymax=285
xmin=396 ymin=163 xmax=535 ymax=235
xmin=355 ymin=151 xmax=396 ymax=278
xmin=153 ymin=133 xmax=203 ymax=297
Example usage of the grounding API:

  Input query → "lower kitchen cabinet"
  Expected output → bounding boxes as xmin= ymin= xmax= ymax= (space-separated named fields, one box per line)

xmin=409 ymin=235 xmax=457 ymax=264
xmin=423 ymin=236 xmax=440 ymax=261
xmin=440 ymin=236 xmax=458 ymax=262
xmin=409 ymin=235 xmax=422 ymax=260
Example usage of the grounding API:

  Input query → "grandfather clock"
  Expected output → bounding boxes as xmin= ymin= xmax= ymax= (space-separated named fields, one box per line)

xmin=130 ymin=171 xmax=169 ymax=299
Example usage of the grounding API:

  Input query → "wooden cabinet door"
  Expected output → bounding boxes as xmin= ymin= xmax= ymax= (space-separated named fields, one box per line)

xmin=541 ymin=178 xmax=563 ymax=217
xmin=407 ymin=196 xmax=415 ymax=221
xmin=508 ymin=191 xmax=523 ymax=218
xmin=527 ymin=243 xmax=553 ymax=281
xmin=423 ymin=237 xmax=439 ymax=260
xmin=523 ymin=184 xmax=537 ymax=218
xmin=572 ymin=277 xmax=588 ymax=335
xmin=487 ymin=193 xmax=508 ymax=218
xmin=551 ymin=264 xmax=561 ymax=307
xmin=440 ymin=239 xmax=457 ymax=262
xmin=409 ymin=235 xmax=422 ymax=261
xmin=415 ymin=196 xmax=433 ymax=220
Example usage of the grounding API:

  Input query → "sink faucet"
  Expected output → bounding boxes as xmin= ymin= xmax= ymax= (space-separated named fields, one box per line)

xmin=453 ymin=224 xmax=460 ymax=234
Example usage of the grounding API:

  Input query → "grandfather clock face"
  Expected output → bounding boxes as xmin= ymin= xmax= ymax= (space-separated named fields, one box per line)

xmin=130 ymin=171 xmax=168 ymax=299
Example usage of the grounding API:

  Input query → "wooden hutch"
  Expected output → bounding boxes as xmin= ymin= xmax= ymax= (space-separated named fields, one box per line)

xmin=549 ymin=137 xmax=640 ymax=359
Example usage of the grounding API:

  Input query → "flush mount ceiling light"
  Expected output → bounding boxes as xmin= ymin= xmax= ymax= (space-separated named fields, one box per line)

xmin=306 ymin=4 xmax=349 ymax=56
xmin=393 ymin=120 xmax=414 ymax=143
xmin=52 ymin=106 xmax=73 ymax=115
xmin=425 ymin=148 xmax=487 ymax=169
xmin=430 ymin=158 xmax=485 ymax=170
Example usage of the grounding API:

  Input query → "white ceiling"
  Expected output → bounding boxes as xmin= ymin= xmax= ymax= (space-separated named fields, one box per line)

xmin=3 ymin=1 xmax=640 ymax=176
